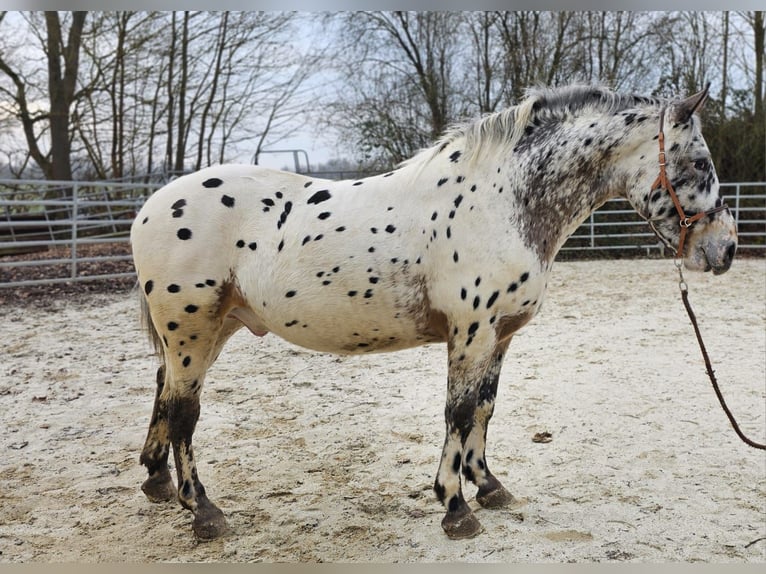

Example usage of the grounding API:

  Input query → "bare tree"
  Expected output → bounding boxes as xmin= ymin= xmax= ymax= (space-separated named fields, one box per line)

xmin=327 ymin=11 xmax=465 ymax=165
xmin=463 ymin=12 xmax=507 ymax=114
xmin=0 ymin=11 xmax=88 ymax=181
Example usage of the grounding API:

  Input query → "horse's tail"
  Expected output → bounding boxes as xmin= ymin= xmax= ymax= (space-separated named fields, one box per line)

xmin=140 ymin=292 xmax=167 ymax=367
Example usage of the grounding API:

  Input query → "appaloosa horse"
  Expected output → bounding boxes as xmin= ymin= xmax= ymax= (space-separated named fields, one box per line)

xmin=130 ymin=84 xmax=737 ymax=540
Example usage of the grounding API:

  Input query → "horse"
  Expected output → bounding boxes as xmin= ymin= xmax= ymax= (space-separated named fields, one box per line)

xmin=130 ymin=84 xmax=737 ymax=540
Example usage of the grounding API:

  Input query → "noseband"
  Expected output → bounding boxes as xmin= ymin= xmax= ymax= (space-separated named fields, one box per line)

xmin=648 ymin=107 xmax=729 ymax=258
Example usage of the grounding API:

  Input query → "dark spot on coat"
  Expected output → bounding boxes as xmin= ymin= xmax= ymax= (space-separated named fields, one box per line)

xmin=185 ymin=305 xmax=198 ymax=313
xmin=202 ymin=178 xmax=223 ymax=188
xmin=221 ymin=195 xmax=235 ymax=207
xmin=262 ymin=198 xmax=275 ymax=207
xmin=144 ymin=280 xmax=154 ymax=295
xmin=236 ymin=240 xmax=245 ymax=248
xmin=285 ymin=290 xmax=296 ymax=298
xmin=468 ymin=322 xmax=479 ymax=335
xmin=182 ymin=356 xmax=191 ymax=367
xmin=248 ymin=242 xmax=257 ymax=251
xmin=486 ymin=291 xmax=499 ymax=309
xmin=318 ymin=212 xmax=331 ymax=220
xmin=177 ymin=228 xmax=192 ymax=240
xmin=308 ymin=189 xmax=332 ymax=204
xmin=167 ymin=284 xmax=180 ymax=293
xmin=335 ymin=226 xmax=345 ymax=232
xmin=449 ymin=150 xmax=462 ymax=162
xmin=385 ymin=224 xmax=396 ymax=233
xmin=167 ymin=321 xmax=179 ymax=331
xmin=437 ymin=177 xmax=449 ymax=186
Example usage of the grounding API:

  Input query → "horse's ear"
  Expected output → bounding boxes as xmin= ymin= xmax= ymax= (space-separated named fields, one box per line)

xmin=672 ymin=82 xmax=711 ymax=124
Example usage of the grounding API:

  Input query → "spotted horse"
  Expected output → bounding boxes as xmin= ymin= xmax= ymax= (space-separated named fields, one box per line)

xmin=130 ymin=84 xmax=737 ymax=540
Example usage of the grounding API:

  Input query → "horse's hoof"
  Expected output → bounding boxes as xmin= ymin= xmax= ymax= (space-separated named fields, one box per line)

xmin=141 ymin=469 xmax=177 ymax=503
xmin=192 ymin=503 xmax=230 ymax=540
xmin=441 ymin=509 xmax=483 ymax=539
xmin=476 ymin=483 xmax=518 ymax=509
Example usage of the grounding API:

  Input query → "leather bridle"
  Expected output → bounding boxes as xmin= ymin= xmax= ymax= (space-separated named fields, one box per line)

xmin=647 ymin=107 xmax=729 ymax=258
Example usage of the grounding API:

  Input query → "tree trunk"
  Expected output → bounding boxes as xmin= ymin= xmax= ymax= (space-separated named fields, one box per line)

xmin=174 ymin=11 xmax=190 ymax=174
xmin=45 ymin=11 xmax=87 ymax=182
xmin=754 ymin=11 xmax=764 ymax=120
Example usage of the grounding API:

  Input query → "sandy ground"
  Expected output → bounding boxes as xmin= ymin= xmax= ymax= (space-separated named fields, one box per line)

xmin=0 ymin=258 xmax=764 ymax=563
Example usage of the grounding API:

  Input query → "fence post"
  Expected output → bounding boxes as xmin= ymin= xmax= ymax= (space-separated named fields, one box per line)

xmin=71 ymin=183 xmax=79 ymax=279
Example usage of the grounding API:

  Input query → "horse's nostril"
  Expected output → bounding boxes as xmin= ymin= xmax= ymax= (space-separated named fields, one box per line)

xmin=725 ymin=241 xmax=736 ymax=263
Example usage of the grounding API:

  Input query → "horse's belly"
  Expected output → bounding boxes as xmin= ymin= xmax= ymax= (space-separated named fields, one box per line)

xmin=256 ymin=298 xmax=440 ymax=355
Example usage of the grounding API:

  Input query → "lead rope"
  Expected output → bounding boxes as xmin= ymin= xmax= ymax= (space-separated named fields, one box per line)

xmin=675 ymin=260 xmax=766 ymax=450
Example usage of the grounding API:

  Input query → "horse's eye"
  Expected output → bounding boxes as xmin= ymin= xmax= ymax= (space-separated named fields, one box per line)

xmin=693 ymin=158 xmax=709 ymax=171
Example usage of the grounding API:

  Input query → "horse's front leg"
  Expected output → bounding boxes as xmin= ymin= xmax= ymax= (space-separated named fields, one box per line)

xmin=433 ymin=329 xmax=491 ymax=538
xmin=461 ymin=338 xmax=518 ymax=509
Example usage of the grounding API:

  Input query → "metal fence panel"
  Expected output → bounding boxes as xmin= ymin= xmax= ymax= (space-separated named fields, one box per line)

xmin=0 ymin=178 xmax=763 ymax=288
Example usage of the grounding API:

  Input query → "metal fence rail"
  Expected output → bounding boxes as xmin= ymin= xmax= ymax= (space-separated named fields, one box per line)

xmin=0 ymin=178 xmax=763 ymax=288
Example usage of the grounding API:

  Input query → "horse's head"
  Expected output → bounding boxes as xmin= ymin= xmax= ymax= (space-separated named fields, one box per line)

xmin=629 ymin=86 xmax=737 ymax=274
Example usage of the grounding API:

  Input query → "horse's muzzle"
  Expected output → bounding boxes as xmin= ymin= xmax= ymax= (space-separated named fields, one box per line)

xmin=699 ymin=239 xmax=737 ymax=275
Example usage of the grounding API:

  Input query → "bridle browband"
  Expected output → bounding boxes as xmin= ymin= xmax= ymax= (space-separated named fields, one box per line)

xmin=648 ymin=107 xmax=729 ymax=259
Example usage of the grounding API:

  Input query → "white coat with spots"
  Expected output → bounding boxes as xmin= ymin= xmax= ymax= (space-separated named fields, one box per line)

xmin=130 ymin=84 xmax=737 ymax=540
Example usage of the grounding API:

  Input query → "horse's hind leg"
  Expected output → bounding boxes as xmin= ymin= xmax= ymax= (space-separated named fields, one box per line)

xmin=141 ymin=287 xmax=243 ymax=539
xmin=139 ymin=365 xmax=177 ymax=502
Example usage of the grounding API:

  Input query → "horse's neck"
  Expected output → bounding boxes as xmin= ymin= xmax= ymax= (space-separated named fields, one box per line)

xmin=499 ymin=117 xmax=629 ymax=263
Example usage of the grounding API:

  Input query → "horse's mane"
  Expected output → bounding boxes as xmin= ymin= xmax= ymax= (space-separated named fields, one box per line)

xmin=400 ymin=84 xmax=664 ymax=169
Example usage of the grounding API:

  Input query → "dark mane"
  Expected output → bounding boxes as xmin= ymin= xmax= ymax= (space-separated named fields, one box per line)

xmin=402 ymin=84 xmax=665 ymax=168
